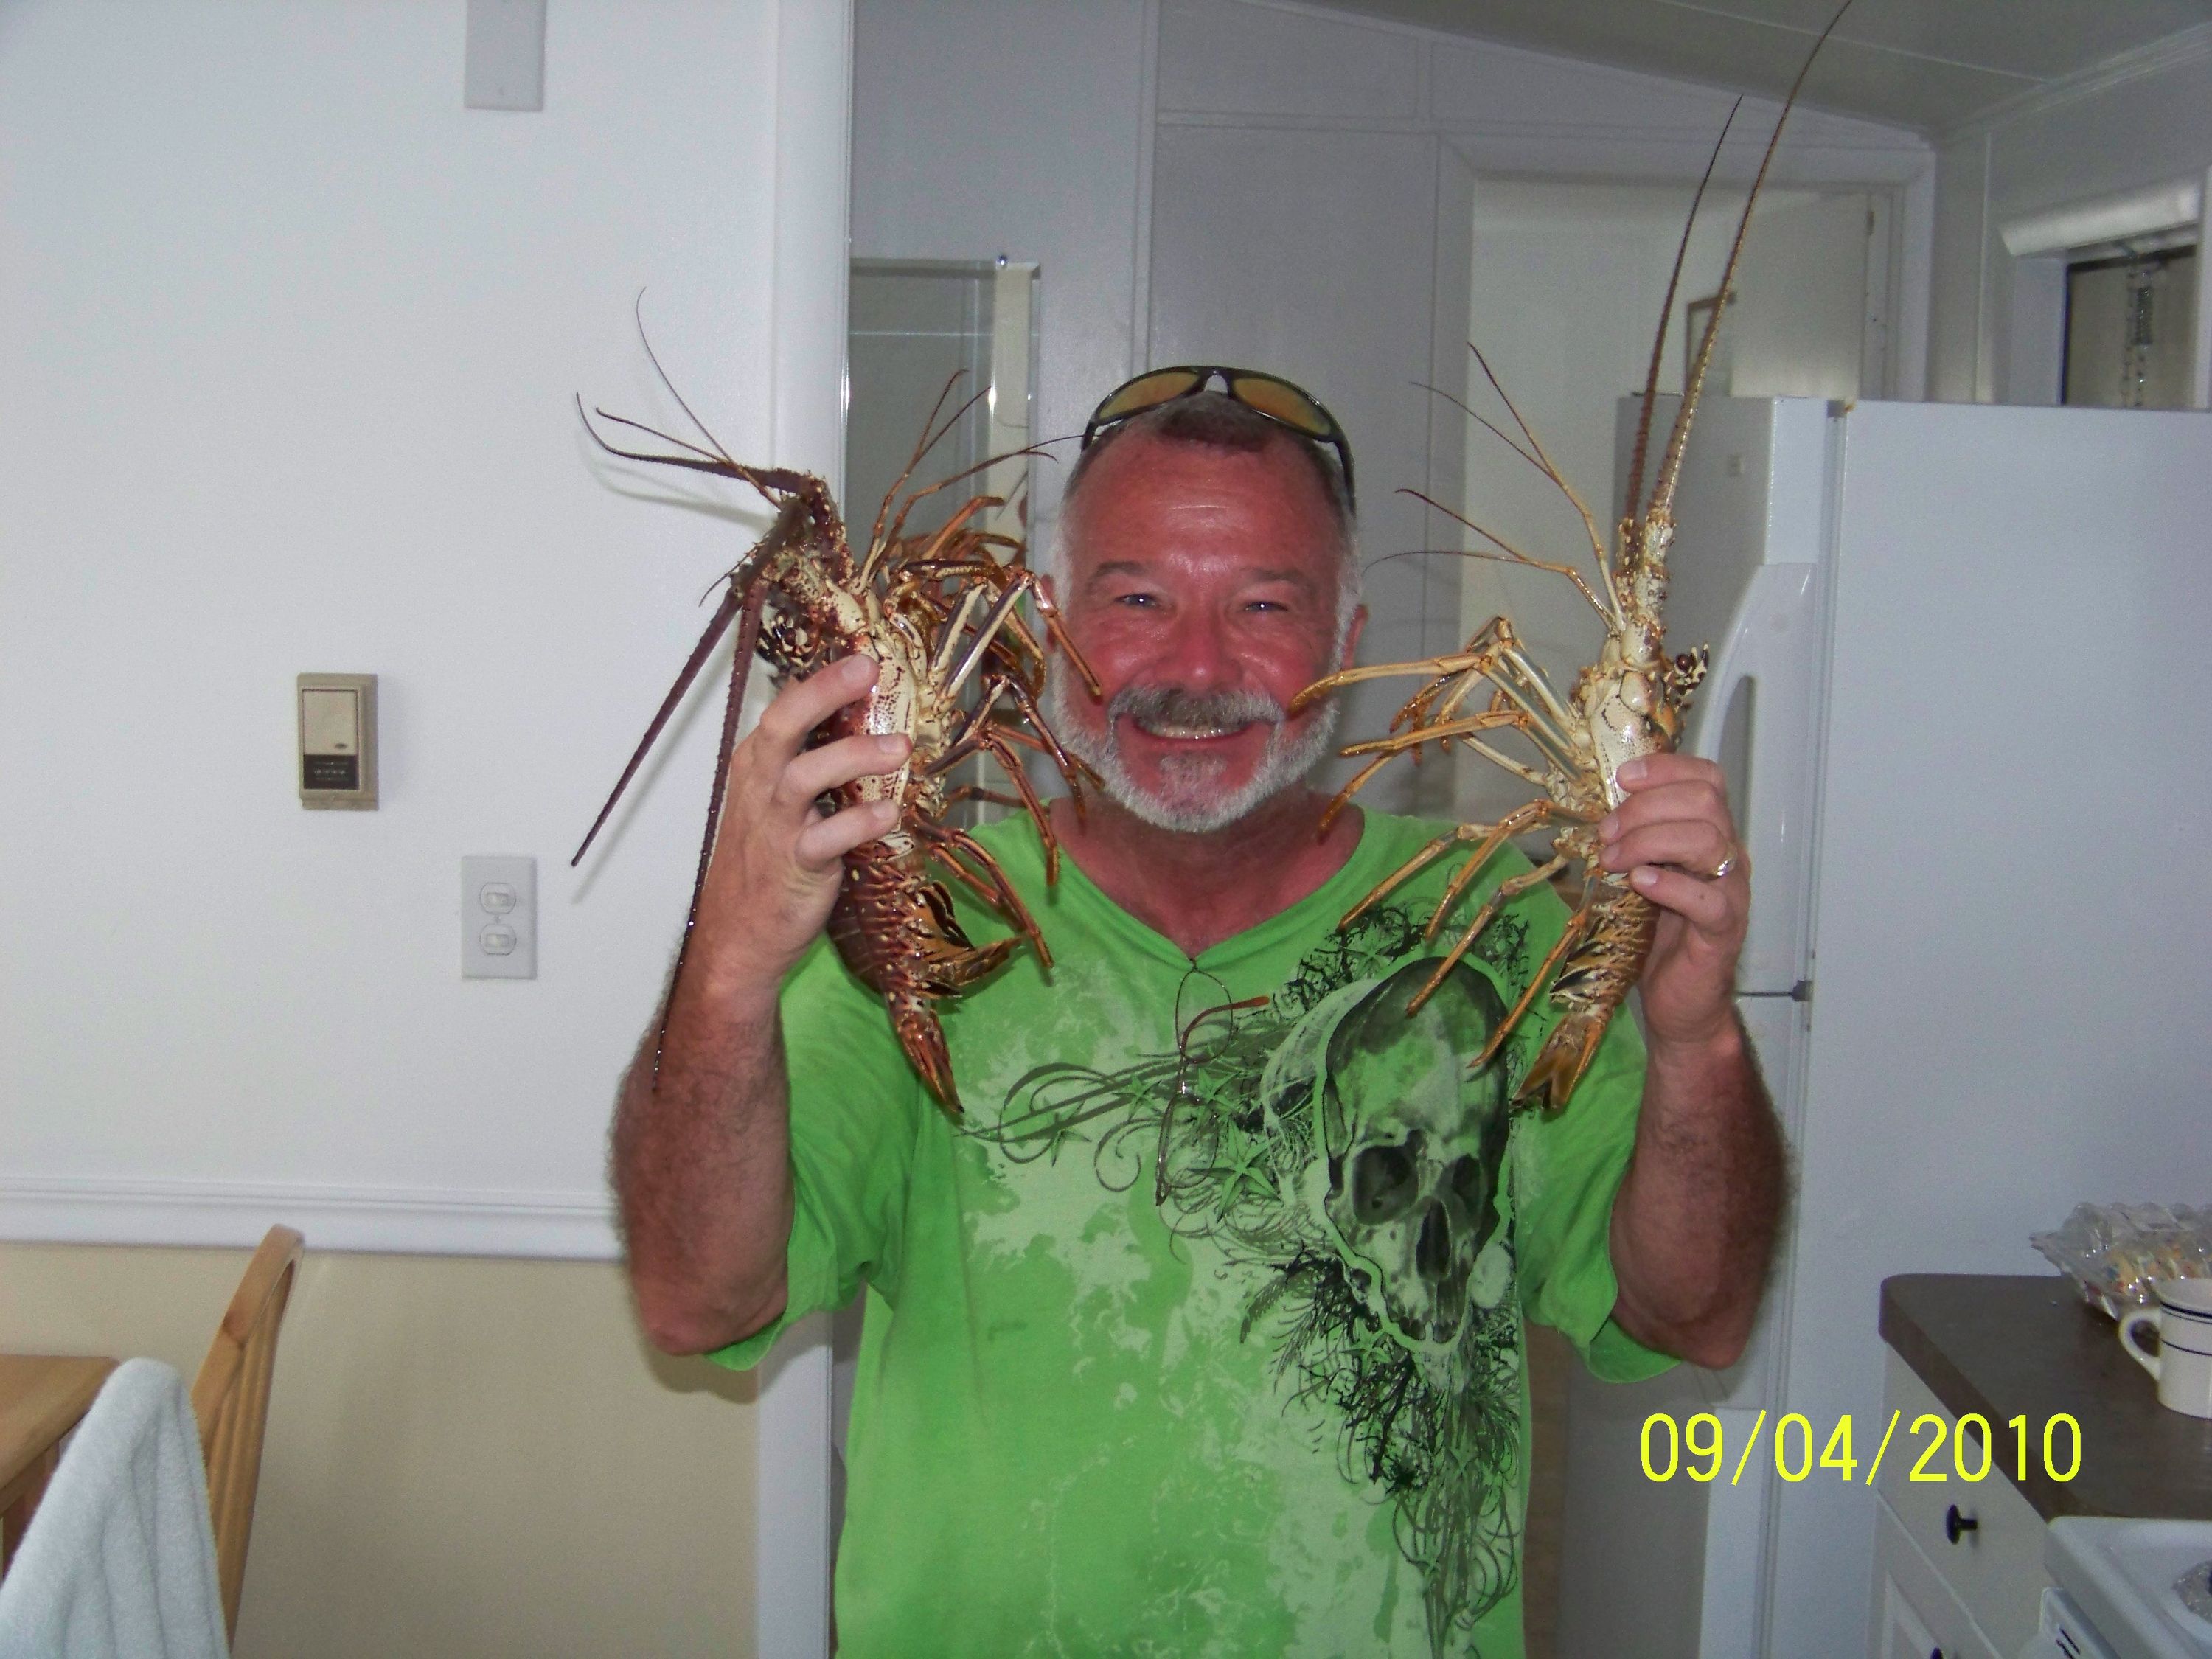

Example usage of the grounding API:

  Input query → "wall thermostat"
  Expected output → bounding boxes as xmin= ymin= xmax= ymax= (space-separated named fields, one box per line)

xmin=298 ymin=673 xmax=378 ymax=810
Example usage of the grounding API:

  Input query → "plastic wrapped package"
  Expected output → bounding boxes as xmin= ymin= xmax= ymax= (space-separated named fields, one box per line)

xmin=2032 ymin=1203 xmax=2212 ymax=1319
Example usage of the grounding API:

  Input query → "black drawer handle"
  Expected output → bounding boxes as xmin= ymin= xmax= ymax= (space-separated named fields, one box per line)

xmin=1944 ymin=1504 xmax=1978 ymax=1545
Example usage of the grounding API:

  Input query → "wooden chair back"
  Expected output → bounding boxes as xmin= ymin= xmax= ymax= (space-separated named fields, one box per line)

xmin=189 ymin=1225 xmax=303 ymax=1641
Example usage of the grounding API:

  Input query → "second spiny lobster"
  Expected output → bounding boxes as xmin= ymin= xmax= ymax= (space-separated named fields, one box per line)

xmin=1290 ymin=7 xmax=1850 ymax=1115
xmin=572 ymin=369 xmax=1101 ymax=1116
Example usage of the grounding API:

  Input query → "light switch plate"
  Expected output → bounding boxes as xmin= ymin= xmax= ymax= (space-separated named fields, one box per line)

xmin=464 ymin=0 xmax=546 ymax=111
xmin=462 ymin=855 xmax=536 ymax=979
xmin=298 ymin=673 xmax=378 ymax=810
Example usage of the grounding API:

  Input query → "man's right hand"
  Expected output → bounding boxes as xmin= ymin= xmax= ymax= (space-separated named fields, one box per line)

xmin=689 ymin=653 xmax=914 ymax=996
xmin=615 ymin=652 xmax=910 ymax=1356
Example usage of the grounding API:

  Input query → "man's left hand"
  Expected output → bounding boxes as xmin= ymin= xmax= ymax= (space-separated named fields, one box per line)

xmin=1596 ymin=752 xmax=1747 ymax=1053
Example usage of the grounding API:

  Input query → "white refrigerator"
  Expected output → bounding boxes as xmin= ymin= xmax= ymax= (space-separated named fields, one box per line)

xmin=1554 ymin=396 xmax=2212 ymax=1658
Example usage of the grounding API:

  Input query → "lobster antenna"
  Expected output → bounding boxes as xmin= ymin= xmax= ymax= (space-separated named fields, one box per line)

xmin=1622 ymin=99 xmax=1742 ymax=522
xmin=1466 ymin=341 xmax=1592 ymax=531
xmin=1418 ymin=378 xmax=1611 ymax=579
xmin=867 ymin=373 xmax=986 ymax=557
xmin=586 ymin=405 xmax=730 ymax=469
xmin=867 ymin=437 xmax=1054 ymax=582
xmin=650 ymin=585 xmax=769 ymax=1085
xmin=569 ymin=585 xmax=744 ymax=868
xmin=578 ymin=397 xmax=809 ymax=504
xmin=633 ymin=291 xmax=738 ymax=467
xmin=1400 ymin=487 xmax=1612 ymax=622
xmin=882 ymin=439 xmax=1053 ymax=539
xmin=1418 ymin=378 xmax=1540 ymax=475
xmin=569 ymin=498 xmax=807 ymax=867
xmin=1651 ymin=0 xmax=1854 ymax=525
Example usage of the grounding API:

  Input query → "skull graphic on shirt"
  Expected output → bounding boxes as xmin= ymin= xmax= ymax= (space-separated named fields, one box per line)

xmin=1313 ymin=956 xmax=1515 ymax=1352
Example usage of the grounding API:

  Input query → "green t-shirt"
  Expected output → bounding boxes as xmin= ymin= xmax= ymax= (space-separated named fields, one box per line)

xmin=714 ymin=811 xmax=1670 ymax=1658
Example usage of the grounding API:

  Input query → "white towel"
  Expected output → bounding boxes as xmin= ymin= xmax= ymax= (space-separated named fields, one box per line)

xmin=0 ymin=1359 xmax=228 ymax=1659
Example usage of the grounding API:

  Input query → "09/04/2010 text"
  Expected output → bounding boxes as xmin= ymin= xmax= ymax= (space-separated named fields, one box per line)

xmin=1639 ymin=1410 xmax=2082 ymax=1486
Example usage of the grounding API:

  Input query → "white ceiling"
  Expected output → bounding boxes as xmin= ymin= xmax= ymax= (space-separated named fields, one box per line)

xmin=1308 ymin=0 xmax=2212 ymax=132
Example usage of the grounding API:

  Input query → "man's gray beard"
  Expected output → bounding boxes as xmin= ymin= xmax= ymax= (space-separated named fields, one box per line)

xmin=1042 ymin=669 xmax=1342 ymax=835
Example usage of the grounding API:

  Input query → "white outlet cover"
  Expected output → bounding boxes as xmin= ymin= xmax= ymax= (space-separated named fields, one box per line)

xmin=462 ymin=855 xmax=536 ymax=979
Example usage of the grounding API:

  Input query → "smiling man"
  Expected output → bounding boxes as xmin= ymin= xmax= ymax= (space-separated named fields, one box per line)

xmin=612 ymin=372 xmax=1783 ymax=1658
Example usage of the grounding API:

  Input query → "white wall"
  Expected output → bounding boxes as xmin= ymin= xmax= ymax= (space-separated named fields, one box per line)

xmin=0 ymin=0 xmax=847 ymax=1254
xmin=1929 ymin=26 xmax=2212 ymax=402
xmin=851 ymin=0 xmax=1152 ymax=546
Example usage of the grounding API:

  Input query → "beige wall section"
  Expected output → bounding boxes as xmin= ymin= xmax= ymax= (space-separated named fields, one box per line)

xmin=0 ymin=1244 xmax=756 ymax=1658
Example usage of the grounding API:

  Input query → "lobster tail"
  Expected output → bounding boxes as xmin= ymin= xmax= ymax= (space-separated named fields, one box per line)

xmin=889 ymin=992 xmax=961 ymax=1116
xmin=1514 ymin=1011 xmax=1610 ymax=1116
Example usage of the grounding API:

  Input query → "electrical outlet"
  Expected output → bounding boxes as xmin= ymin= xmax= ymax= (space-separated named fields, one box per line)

xmin=462 ymin=855 xmax=535 ymax=979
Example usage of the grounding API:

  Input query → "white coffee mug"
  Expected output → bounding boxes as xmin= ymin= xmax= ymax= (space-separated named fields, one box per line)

xmin=2119 ymin=1278 xmax=2212 ymax=1419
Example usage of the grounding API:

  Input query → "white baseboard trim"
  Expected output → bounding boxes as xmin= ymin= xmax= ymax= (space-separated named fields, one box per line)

xmin=0 ymin=1175 xmax=620 ymax=1260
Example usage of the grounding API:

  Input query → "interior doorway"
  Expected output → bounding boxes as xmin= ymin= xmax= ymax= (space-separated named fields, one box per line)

xmin=829 ymin=254 xmax=1042 ymax=1559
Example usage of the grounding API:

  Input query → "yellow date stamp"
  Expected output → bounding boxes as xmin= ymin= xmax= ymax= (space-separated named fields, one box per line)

xmin=1639 ymin=1410 xmax=2081 ymax=1486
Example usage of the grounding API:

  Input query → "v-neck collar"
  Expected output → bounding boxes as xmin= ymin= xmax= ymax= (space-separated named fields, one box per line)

xmin=1041 ymin=810 xmax=1388 ymax=973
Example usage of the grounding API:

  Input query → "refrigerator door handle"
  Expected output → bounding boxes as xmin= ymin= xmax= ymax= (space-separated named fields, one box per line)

xmin=1686 ymin=561 xmax=1819 ymax=991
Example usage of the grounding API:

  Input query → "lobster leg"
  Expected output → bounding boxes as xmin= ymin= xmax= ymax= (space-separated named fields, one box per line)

xmin=1338 ymin=709 xmax=1535 ymax=760
xmin=1422 ymin=800 xmax=1572 ymax=939
xmin=1455 ymin=891 xmax=1594 ymax=1065
xmin=942 ymin=787 xmax=1026 ymax=812
xmin=1338 ymin=799 xmax=1563 ymax=934
xmin=1408 ymin=852 xmax=1570 ymax=1016
xmin=1318 ymin=750 xmax=1413 ymax=835
xmin=931 ymin=680 xmax=1065 ymax=878
xmin=924 ymin=827 xmax=1018 ymax=910
xmin=915 ymin=935 xmax=1021 ymax=991
xmin=1338 ymin=828 xmax=1475 ymax=931
xmin=976 ymin=730 xmax=1062 ymax=881
xmin=993 ymin=669 xmax=1093 ymax=824
xmin=940 ymin=583 xmax=1030 ymax=703
xmin=928 ymin=585 xmax=990 ymax=681
xmin=987 ymin=717 xmax=1105 ymax=798
xmin=918 ymin=820 xmax=1051 ymax=971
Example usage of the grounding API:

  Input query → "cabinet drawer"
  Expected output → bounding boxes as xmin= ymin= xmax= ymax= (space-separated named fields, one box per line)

xmin=1869 ymin=1494 xmax=2003 ymax=1659
xmin=1877 ymin=1349 xmax=2048 ymax=1656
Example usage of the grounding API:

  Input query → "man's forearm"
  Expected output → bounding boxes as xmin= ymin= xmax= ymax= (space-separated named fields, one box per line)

xmin=612 ymin=967 xmax=795 ymax=1355
xmin=1607 ymin=1013 xmax=1783 ymax=1368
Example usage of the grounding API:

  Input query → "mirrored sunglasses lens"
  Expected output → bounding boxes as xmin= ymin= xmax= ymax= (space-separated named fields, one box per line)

xmin=1228 ymin=375 xmax=1329 ymax=436
xmin=1096 ymin=368 xmax=1205 ymax=424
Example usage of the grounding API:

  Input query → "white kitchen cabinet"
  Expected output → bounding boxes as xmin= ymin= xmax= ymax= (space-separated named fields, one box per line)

xmin=1871 ymin=1495 xmax=2003 ymax=1659
xmin=1868 ymin=1350 xmax=2051 ymax=1657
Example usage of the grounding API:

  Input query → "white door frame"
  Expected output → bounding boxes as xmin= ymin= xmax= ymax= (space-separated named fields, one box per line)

xmin=754 ymin=3 xmax=852 ymax=1655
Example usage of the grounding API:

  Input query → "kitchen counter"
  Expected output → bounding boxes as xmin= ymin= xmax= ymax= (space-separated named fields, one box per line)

xmin=1880 ymin=1273 xmax=2212 ymax=1524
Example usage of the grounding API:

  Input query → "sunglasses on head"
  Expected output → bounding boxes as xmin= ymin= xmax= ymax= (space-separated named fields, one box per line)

xmin=1080 ymin=365 xmax=1355 ymax=512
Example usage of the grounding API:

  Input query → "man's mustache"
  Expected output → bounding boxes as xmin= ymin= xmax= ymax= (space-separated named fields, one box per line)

xmin=1110 ymin=684 xmax=1286 ymax=732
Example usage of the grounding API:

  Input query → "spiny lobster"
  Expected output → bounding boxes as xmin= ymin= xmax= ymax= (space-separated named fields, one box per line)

xmin=1290 ymin=4 xmax=1851 ymax=1114
xmin=573 ymin=362 xmax=1100 ymax=1116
